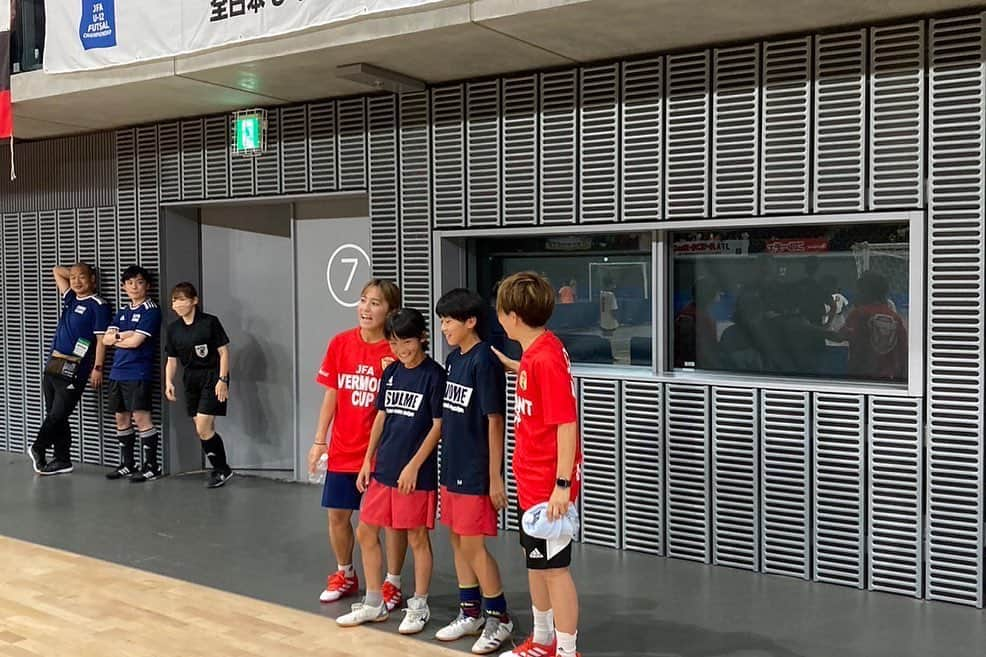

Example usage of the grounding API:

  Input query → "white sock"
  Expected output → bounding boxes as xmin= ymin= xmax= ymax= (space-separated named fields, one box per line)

xmin=557 ymin=630 xmax=578 ymax=656
xmin=338 ymin=563 xmax=354 ymax=577
xmin=386 ymin=573 xmax=401 ymax=587
xmin=532 ymin=607 xmax=554 ymax=645
xmin=413 ymin=593 xmax=429 ymax=605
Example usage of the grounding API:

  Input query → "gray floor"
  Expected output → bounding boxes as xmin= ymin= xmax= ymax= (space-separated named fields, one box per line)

xmin=1 ymin=453 xmax=983 ymax=657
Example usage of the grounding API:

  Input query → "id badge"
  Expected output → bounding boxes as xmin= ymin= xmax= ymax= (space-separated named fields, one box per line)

xmin=73 ymin=338 xmax=91 ymax=358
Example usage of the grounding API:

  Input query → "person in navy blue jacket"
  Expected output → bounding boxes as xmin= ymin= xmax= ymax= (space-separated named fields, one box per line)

xmin=29 ymin=262 xmax=111 ymax=476
xmin=103 ymin=265 xmax=163 ymax=483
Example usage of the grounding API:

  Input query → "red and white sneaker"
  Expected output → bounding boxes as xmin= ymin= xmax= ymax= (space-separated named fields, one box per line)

xmin=320 ymin=571 xmax=359 ymax=603
xmin=499 ymin=636 xmax=557 ymax=657
xmin=382 ymin=580 xmax=403 ymax=612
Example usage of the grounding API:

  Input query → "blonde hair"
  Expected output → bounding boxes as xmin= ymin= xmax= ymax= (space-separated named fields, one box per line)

xmin=496 ymin=271 xmax=555 ymax=328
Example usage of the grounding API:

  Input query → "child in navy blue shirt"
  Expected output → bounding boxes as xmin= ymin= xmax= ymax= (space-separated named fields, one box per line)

xmin=433 ymin=288 xmax=513 ymax=653
xmin=103 ymin=265 xmax=162 ymax=483
xmin=337 ymin=308 xmax=445 ymax=636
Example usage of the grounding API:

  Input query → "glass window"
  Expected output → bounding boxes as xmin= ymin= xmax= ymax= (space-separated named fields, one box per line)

xmin=671 ymin=223 xmax=910 ymax=383
xmin=472 ymin=232 xmax=653 ymax=367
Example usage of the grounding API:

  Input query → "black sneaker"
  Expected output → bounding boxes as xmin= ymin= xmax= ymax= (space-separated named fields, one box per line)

xmin=39 ymin=460 xmax=73 ymax=476
xmin=131 ymin=462 xmax=162 ymax=483
xmin=28 ymin=444 xmax=46 ymax=474
xmin=206 ymin=469 xmax=234 ymax=488
xmin=106 ymin=464 xmax=136 ymax=480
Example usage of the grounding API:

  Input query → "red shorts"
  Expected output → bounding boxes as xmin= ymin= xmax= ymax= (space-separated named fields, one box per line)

xmin=360 ymin=479 xmax=437 ymax=530
xmin=440 ymin=487 xmax=499 ymax=537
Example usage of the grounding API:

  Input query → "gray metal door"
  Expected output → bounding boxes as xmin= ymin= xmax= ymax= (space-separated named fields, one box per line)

xmin=294 ymin=216 xmax=373 ymax=480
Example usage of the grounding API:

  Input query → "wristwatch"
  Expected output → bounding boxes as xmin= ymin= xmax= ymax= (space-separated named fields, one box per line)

xmin=219 ymin=375 xmax=230 ymax=383
xmin=555 ymin=477 xmax=571 ymax=489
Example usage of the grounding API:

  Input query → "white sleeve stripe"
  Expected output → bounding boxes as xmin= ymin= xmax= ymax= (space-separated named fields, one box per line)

xmin=136 ymin=330 xmax=153 ymax=337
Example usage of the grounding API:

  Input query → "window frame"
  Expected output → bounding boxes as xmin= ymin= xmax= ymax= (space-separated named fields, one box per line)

xmin=433 ymin=209 xmax=924 ymax=398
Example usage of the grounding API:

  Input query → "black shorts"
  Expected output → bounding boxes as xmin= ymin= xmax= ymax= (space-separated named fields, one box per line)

xmin=517 ymin=506 xmax=573 ymax=570
xmin=183 ymin=369 xmax=227 ymax=417
xmin=108 ymin=380 xmax=153 ymax=413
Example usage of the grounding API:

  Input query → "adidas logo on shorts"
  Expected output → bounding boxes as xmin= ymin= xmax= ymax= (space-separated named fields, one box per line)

xmin=528 ymin=547 xmax=544 ymax=559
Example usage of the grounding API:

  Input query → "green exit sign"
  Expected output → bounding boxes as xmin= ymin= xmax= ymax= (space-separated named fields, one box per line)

xmin=232 ymin=109 xmax=267 ymax=156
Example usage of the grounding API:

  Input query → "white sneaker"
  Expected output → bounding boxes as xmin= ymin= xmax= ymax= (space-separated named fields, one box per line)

xmin=472 ymin=616 xmax=514 ymax=654
xmin=335 ymin=601 xmax=388 ymax=627
xmin=435 ymin=610 xmax=485 ymax=641
xmin=398 ymin=597 xmax=431 ymax=635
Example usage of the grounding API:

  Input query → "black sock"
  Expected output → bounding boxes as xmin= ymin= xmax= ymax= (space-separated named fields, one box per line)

xmin=117 ymin=429 xmax=136 ymax=468
xmin=201 ymin=434 xmax=230 ymax=473
xmin=138 ymin=428 xmax=159 ymax=467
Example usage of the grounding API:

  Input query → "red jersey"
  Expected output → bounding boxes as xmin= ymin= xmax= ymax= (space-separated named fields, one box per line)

xmin=843 ymin=303 xmax=907 ymax=381
xmin=512 ymin=330 xmax=582 ymax=510
xmin=316 ymin=328 xmax=396 ymax=473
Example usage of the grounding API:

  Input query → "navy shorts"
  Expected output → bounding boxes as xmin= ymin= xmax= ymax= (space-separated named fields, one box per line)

xmin=321 ymin=472 xmax=362 ymax=510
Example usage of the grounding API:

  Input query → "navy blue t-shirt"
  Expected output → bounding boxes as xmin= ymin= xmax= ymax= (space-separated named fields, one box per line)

xmin=50 ymin=290 xmax=112 ymax=381
xmin=373 ymin=357 xmax=446 ymax=491
xmin=441 ymin=342 xmax=506 ymax=494
xmin=108 ymin=300 xmax=162 ymax=381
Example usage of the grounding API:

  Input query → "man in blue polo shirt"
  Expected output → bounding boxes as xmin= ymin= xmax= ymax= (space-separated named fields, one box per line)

xmin=103 ymin=265 xmax=162 ymax=483
xmin=30 ymin=263 xmax=112 ymax=476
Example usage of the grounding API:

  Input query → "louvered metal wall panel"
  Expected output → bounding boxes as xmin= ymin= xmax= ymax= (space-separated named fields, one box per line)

xmin=3 ymin=214 xmax=24 ymax=451
xmin=621 ymin=57 xmax=663 ymax=222
xmin=927 ymin=12 xmax=985 ymax=607
xmin=0 ymin=133 xmax=115 ymax=212
xmin=38 ymin=212 xmax=59 ymax=361
xmin=97 ymin=207 xmax=120 ymax=463
xmin=399 ymin=92 xmax=433 ymax=330
xmin=539 ymin=69 xmax=578 ymax=225
xmin=814 ymin=30 xmax=867 ymax=212
xmin=664 ymin=384 xmax=710 ymax=562
xmin=280 ymin=105 xmax=309 ymax=194
xmin=622 ymin=381 xmax=663 ymax=555
xmin=137 ymin=126 xmax=160 ymax=267
xmin=204 ymin=115 xmax=230 ymax=199
xmin=665 ymin=51 xmax=710 ymax=218
xmin=868 ymin=396 xmax=923 ymax=598
xmin=256 ymin=108 xmax=282 ymax=196
xmin=580 ymin=64 xmax=620 ymax=224
xmin=368 ymin=95 xmax=400 ymax=282
xmin=504 ymin=372 xmax=519 ymax=531
xmin=761 ymin=37 xmax=812 ymax=214
xmin=760 ymin=390 xmax=811 ymax=579
xmin=466 ymin=80 xmax=501 ymax=227
xmin=711 ymin=387 xmax=759 ymax=571
xmin=869 ymin=22 xmax=925 ymax=209
xmin=713 ymin=45 xmax=760 ymax=217
xmin=0 ymin=215 xmax=6 ymax=452
xmin=158 ymin=123 xmax=181 ymax=203
xmin=309 ymin=100 xmax=338 ymax=192
xmin=21 ymin=213 xmax=43 ymax=456
xmin=812 ymin=393 xmax=865 ymax=589
xmin=580 ymin=379 xmax=621 ymax=547
xmin=116 ymin=129 xmax=137 ymax=255
xmin=229 ymin=116 xmax=257 ymax=198
xmin=432 ymin=85 xmax=466 ymax=229
xmin=502 ymin=74 xmax=539 ymax=226
xmin=180 ymin=119 xmax=205 ymax=201
xmin=337 ymin=98 xmax=368 ymax=190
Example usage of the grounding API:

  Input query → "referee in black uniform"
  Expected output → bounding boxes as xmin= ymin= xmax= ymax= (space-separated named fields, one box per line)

xmin=164 ymin=282 xmax=234 ymax=488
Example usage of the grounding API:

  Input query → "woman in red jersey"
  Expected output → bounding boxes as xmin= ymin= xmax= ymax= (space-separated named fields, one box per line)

xmin=308 ymin=279 xmax=408 ymax=610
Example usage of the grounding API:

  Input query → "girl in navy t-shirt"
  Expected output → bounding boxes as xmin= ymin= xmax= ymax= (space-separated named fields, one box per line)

xmin=336 ymin=308 xmax=445 ymax=636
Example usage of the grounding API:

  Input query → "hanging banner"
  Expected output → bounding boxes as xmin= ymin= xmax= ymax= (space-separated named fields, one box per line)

xmin=44 ymin=0 xmax=444 ymax=73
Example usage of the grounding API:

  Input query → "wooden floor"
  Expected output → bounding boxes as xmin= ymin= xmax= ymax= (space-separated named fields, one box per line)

xmin=0 ymin=536 xmax=460 ymax=657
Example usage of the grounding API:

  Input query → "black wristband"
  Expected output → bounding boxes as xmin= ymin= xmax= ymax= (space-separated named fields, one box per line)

xmin=219 ymin=375 xmax=230 ymax=383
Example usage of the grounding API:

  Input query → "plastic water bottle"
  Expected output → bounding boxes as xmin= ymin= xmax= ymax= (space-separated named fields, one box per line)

xmin=310 ymin=453 xmax=328 ymax=485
